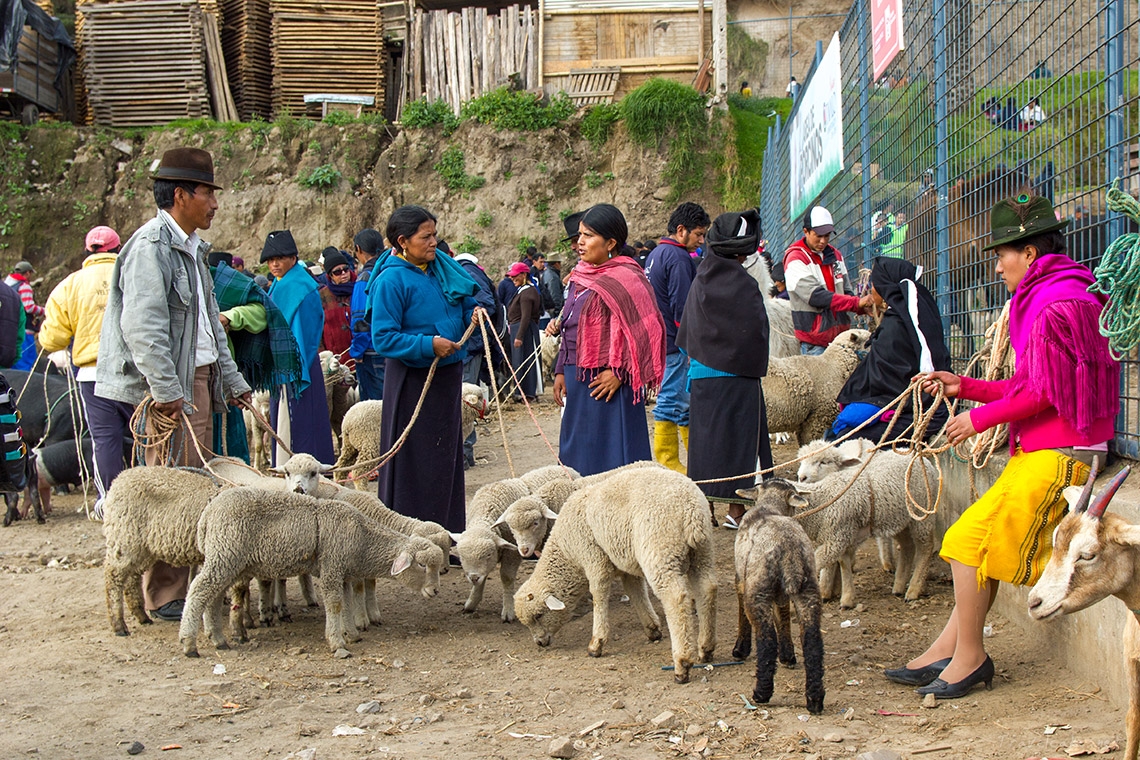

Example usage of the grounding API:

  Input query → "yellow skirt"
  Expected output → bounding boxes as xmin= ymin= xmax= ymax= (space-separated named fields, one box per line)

xmin=940 ymin=448 xmax=1090 ymax=588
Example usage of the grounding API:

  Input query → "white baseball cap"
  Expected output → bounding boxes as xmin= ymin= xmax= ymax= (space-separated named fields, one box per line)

xmin=804 ymin=206 xmax=835 ymax=235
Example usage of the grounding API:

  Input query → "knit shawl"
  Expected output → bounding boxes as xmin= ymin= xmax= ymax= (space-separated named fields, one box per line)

xmin=1008 ymin=253 xmax=1119 ymax=436
xmin=570 ymin=256 xmax=665 ymax=402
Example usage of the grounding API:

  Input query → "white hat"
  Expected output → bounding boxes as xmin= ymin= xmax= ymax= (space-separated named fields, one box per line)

xmin=805 ymin=206 xmax=835 ymax=235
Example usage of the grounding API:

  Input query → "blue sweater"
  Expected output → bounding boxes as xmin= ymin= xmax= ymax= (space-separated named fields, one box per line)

xmin=370 ymin=255 xmax=476 ymax=369
xmin=644 ymin=238 xmax=696 ymax=354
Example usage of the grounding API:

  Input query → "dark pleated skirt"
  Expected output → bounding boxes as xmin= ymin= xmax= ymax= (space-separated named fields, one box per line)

xmin=377 ymin=358 xmax=465 ymax=532
xmin=559 ymin=365 xmax=652 ymax=477
xmin=510 ymin=321 xmax=540 ymax=400
xmin=688 ymin=376 xmax=772 ymax=502
xmin=271 ymin=355 xmax=336 ymax=466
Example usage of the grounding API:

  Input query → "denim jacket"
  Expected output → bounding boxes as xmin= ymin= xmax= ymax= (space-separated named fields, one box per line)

xmin=95 ymin=211 xmax=250 ymax=412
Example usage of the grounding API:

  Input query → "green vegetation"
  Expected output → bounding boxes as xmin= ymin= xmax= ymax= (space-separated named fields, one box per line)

xmin=534 ymin=197 xmax=552 ymax=226
xmin=475 ymin=210 xmax=493 ymax=228
xmin=0 ymin=123 xmax=29 ymax=247
xmin=401 ymin=99 xmax=460 ymax=134
xmin=727 ymin=23 xmax=770 ymax=95
xmin=722 ymin=95 xmax=793 ymax=209
xmin=516 ymin=236 xmax=537 ymax=256
xmin=297 ymin=164 xmax=343 ymax=192
xmin=584 ymin=170 xmax=615 ymax=189
xmin=620 ymin=78 xmax=709 ymax=201
xmin=434 ymin=146 xmax=486 ymax=192
xmin=580 ymin=103 xmax=621 ymax=150
xmin=458 ymin=234 xmax=483 ymax=254
xmin=461 ymin=88 xmax=575 ymax=131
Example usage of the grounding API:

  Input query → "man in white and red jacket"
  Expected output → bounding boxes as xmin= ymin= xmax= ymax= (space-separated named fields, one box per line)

xmin=5 ymin=261 xmax=44 ymax=370
xmin=783 ymin=206 xmax=870 ymax=354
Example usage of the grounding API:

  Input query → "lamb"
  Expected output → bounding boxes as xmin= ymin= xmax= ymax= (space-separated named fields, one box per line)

xmin=790 ymin=450 xmax=938 ymax=608
xmin=1028 ymin=466 xmax=1137 ymax=760
xmin=333 ymin=400 xmax=384 ymax=490
xmin=461 ymin=382 xmax=488 ymax=447
xmin=539 ymin=333 xmax=561 ymax=386
xmin=762 ymin=329 xmax=870 ymax=445
xmin=513 ymin=467 xmax=717 ymax=683
xmin=732 ymin=480 xmax=825 ymax=714
xmin=321 ymin=350 xmax=357 ymax=454
xmin=743 ymin=252 xmax=799 ymax=361
xmin=102 ymin=467 xmax=221 ymax=637
xmin=243 ymin=390 xmax=272 ymax=472
xmin=179 ymin=486 xmax=445 ymax=656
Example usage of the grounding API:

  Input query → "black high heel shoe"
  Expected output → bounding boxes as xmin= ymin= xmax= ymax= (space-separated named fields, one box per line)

xmin=915 ymin=656 xmax=995 ymax=699
xmin=883 ymin=657 xmax=951 ymax=686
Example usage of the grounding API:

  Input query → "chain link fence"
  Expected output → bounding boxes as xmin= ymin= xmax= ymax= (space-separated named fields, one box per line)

xmin=757 ymin=0 xmax=1140 ymax=458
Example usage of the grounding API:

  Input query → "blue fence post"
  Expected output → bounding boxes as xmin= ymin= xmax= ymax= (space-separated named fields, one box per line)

xmin=858 ymin=0 xmax=872 ymax=269
xmin=933 ymin=0 xmax=950 ymax=332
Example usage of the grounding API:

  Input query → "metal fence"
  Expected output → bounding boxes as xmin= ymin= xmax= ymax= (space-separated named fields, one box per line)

xmin=757 ymin=0 xmax=1140 ymax=458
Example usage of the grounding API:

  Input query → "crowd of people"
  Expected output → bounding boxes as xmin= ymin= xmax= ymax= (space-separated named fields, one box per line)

xmin=5 ymin=142 xmax=1122 ymax=706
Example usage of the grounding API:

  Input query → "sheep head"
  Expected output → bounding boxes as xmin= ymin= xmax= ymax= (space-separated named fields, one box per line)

xmin=496 ymin=494 xmax=558 ymax=557
xmin=514 ymin=573 xmax=571 ymax=647
xmin=390 ymin=536 xmax=445 ymax=598
xmin=1028 ymin=466 xmax=1137 ymax=621
xmin=275 ymin=453 xmax=334 ymax=495
xmin=737 ymin=478 xmax=809 ymax=519
xmin=796 ymin=438 xmax=871 ymax=483
xmin=452 ymin=525 xmax=516 ymax=586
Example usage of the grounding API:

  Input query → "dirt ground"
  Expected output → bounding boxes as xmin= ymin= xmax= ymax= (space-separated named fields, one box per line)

xmin=0 ymin=399 xmax=1128 ymax=760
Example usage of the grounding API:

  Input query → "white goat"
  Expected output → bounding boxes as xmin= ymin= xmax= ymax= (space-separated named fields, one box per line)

xmin=1028 ymin=467 xmax=1137 ymax=760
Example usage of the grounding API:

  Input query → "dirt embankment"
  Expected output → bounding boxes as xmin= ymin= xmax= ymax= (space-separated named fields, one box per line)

xmin=2 ymin=116 xmax=725 ymax=293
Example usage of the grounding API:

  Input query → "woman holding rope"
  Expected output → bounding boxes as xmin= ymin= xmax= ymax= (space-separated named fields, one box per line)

xmin=885 ymin=195 xmax=1119 ymax=699
xmin=552 ymin=204 xmax=665 ymax=476
xmin=370 ymin=205 xmax=481 ymax=533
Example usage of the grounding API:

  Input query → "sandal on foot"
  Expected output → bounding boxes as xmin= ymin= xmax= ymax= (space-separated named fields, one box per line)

xmin=723 ymin=514 xmax=740 ymax=530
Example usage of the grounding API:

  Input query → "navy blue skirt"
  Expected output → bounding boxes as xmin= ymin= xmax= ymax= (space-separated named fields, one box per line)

xmin=377 ymin=358 xmax=466 ymax=532
xmin=271 ymin=355 xmax=335 ymax=466
xmin=558 ymin=365 xmax=652 ymax=477
xmin=688 ymin=375 xmax=771 ymax=503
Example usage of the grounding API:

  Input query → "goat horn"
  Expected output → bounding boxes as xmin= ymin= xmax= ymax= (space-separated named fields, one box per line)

xmin=1087 ymin=465 xmax=1131 ymax=519
xmin=1072 ymin=456 xmax=1100 ymax=513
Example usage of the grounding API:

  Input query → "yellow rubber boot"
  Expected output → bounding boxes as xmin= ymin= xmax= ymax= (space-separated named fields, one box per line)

xmin=678 ymin=424 xmax=690 ymax=472
xmin=653 ymin=420 xmax=686 ymax=474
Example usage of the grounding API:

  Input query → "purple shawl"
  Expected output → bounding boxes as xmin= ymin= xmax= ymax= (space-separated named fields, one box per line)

xmin=1008 ymin=253 xmax=1119 ymax=436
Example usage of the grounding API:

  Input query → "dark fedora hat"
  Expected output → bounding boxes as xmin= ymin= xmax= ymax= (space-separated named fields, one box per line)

xmin=983 ymin=193 xmax=1069 ymax=251
xmin=261 ymin=230 xmax=299 ymax=262
xmin=561 ymin=210 xmax=586 ymax=241
xmin=151 ymin=148 xmax=223 ymax=190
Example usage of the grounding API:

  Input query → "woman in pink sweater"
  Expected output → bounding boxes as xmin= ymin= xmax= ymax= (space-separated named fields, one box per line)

xmin=883 ymin=194 xmax=1119 ymax=699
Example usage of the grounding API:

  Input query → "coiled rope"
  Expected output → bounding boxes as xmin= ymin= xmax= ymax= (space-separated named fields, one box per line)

xmin=1089 ymin=179 xmax=1140 ymax=361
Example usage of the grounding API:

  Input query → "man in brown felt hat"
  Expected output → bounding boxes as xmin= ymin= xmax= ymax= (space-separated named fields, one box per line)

xmin=96 ymin=147 xmax=252 ymax=623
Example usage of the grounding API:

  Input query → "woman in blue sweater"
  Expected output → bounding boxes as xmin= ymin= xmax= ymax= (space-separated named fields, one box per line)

xmin=370 ymin=206 xmax=479 ymax=532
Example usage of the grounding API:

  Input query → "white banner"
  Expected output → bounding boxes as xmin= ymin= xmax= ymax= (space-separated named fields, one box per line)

xmin=789 ymin=33 xmax=844 ymax=222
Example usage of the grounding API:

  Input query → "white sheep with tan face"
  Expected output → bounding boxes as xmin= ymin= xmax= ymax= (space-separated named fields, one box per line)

xmin=1028 ymin=466 xmax=1138 ymax=760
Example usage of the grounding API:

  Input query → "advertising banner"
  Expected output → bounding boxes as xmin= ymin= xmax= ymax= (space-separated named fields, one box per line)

xmin=789 ymin=32 xmax=844 ymax=221
xmin=872 ymin=0 xmax=905 ymax=81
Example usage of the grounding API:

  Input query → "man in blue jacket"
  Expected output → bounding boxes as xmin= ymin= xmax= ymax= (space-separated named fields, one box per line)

xmin=643 ymin=201 xmax=709 ymax=473
xmin=348 ymin=228 xmax=388 ymax=400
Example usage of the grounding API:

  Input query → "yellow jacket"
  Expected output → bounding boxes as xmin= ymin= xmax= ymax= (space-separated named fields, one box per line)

xmin=39 ymin=252 xmax=117 ymax=368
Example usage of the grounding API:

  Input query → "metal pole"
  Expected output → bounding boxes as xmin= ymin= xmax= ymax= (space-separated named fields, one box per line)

xmin=789 ymin=3 xmax=794 ymax=82
xmin=1105 ymin=0 xmax=1125 ymax=246
xmin=934 ymin=0 xmax=951 ymax=334
xmin=858 ymin=0 xmax=872 ymax=268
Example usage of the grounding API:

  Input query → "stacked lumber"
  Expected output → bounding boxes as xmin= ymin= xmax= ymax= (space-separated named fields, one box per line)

xmin=202 ymin=10 xmax=239 ymax=120
xmin=409 ymin=4 xmax=539 ymax=116
xmin=269 ymin=0 xmax=386 ymax=118
xmin=78 ymin=0 xmax=212 ymax=126
xmin=219 ymin=0 xmax=272 ymax=120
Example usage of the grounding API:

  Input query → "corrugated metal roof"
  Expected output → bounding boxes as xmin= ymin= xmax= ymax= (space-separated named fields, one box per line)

xmin=543 ymin=0 xmax=701 ymax=11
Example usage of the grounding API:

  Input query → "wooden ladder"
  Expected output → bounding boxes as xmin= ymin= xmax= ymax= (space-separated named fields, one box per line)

xmin=566 ymin=67 xmax=620 ymax=108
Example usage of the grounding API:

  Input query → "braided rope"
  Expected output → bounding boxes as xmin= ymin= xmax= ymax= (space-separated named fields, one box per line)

xmin=1090 ymin=179 xmax=1140 ymax=361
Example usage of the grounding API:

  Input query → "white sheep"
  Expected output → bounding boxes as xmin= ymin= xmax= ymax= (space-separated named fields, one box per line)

xmin=461 ymin=381 xmax=488 ymax=447
xmin=1028 ymin=467 xmax=1136 ymax=760
xmin=333 ymin=400 xmax=384 ymax=490
xmin=513 ymin=467 xmax=717 ymax=683
xmin=743 ymin=252 xmax=799 ymax=361
xmin=763 ymin=329 xmax=870 ymax=445
xmin=179 ymin=486 xmax=444 ymax=656
xmin=102 ymin=467 xmax=221 ymax=637
xmin=788 ymin=448 xmax=938 ymax=608
xmin=539 ymin=333 xmax=560 ymax=386
xmin=321 ymin=350 xmax=357 ymax=454
xmin=243 ymin=390 xmax=272 ymax=472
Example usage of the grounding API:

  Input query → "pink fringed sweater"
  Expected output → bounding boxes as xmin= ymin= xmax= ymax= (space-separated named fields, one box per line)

xmin=963 ymin=254 xmax=1119 ymax=453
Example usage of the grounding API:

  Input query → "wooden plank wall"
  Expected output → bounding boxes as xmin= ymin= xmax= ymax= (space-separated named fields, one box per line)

xmin=0 ymin=26 xmax=62 ymax=111
xmin=268 ymin=0 xmax=387 ymax=118
xmin=407 ymin=4 xmax=539 ymax=116
xmin=78 ymin=0 xmax=213 ymax=126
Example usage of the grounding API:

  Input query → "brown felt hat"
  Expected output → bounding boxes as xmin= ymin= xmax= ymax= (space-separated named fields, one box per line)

xmin=151 ymin=148 xmax=223 ymax=189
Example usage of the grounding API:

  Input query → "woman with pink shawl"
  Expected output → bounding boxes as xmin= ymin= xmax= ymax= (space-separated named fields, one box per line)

xmin=884 ymin=195 xmax=1119 ymax=700
xmin=552 ymin=204 xmax=666 ymax=476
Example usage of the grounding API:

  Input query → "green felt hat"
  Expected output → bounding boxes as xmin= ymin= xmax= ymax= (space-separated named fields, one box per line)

xmin=982 ymin=193 xmax=1069 ymax=251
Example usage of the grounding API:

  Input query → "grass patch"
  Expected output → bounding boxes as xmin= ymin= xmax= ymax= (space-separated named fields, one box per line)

xmin=580 ymin=103 xmax=621 ymax=150
xmin=461 ymin=88 xmax=575 ymax=131
xmin=434 ymin=146 xmax=486 ymax=192
xmin=298 ymin=164 xmax=342 ymax=192
xmin=620 ymin=78 xmax=709 ymax=201
xmin=722 ymin=95 xmax=792 ymax=208
xmin=401 ymin=99 xmax=460 ymax=134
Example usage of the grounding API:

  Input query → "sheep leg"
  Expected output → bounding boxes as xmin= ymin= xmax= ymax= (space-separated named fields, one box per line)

xmin=892 ymin=529 xmax=917 ymax=597
xmin=258 ymin=579 xmax=275 ymax=627
xmin=877 ymin=535 xmax=896 ymax=573
xmin=584 ymin=564 xmax=617 ymax=659
xmin=1124 ymin=617 xmax=1140 ymax=760
xmin=463 ymin=574 xmax=487 ymax=614
xmin=125 ymin=573 xmax=150 ymax=628
xmin=689 ymin=545 xmax=718 ymax=663
xmin=621 ymin=573 xmax=662 ymax=642
xmin=499 ymin=549 xmax=522 ymax=623
xmin=818 ymin=563 xmax=841 ymax=601
xmin=228 ymin=582 xmax=250 ymax=643
xmin=275 ymin=578 xmax=292 ymax=623
xmin=774 ymin=600 xmax=796 ymax=666
xmin=103 ymin=561 xmax=132 ymax=636
xmin=3 ymin=492 xmax=18 ymax=526
xmin=365 ymin=578 xmax=381 ymax=625
xmin=732 ymin=575 xmax=752 ymax=661
xmin=341 ymin=579 xmax=362 ymax=642
xmin=747 ymin=590 xmax=779 ymax=704
xmin=904 ymin=527 xmax=935 ymax=602
xmin=319 ymin=574 xmax=349 ymax=652
xmin=350 ymin=578 xmax=369 ymax=633
xmin=794 ymin=591 xmax=826 ymax=715
xmin=300 ymin=574 xmax=318 ymax=607
xmin=647 ymin=572 xmax=698 ymax=684
xmin=204 ymin=590 xmax=230 ymax=650
xmin=180 ymin=564 xmax=232 ymax=657
xmin=815 ymin=544 xmax=857 ymax=609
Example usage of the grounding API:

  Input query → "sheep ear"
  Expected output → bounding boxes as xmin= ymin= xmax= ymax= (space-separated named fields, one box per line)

xmin=545 ymin=595 xmax=566 ymax=611
xmin=840 ymin=454 xmax=863 ymax=467
xmin=390 ymin=552 xmax=412 ymax=576
xmin=494 ymin=534 xmax=518 ymax=552
xmin=789 ymin=493 xmax=810 ymax=509
xmin=270 ymin=465 xmax=285 ymax=474
xmin=448 ymin=546 xmax=463 ymax=561
xmin=1088 ymin=465 xmax=1131 ymax=519
xmin=792 ymin=482 xmax=811 ymax=495
xmin=542 ymin=507 xmax=559 ymax=520
xmin=320 ymin=464 xmax=335 ymax=473
xmin=448 ymin=531 xmax=463 ymax=544
xmin=735 ymin=487 xmax=759 ymax=501
xmin=491 ymin=514 xmax=507 ymax=528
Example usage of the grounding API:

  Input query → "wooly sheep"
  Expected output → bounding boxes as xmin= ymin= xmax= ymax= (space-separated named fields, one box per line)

xmin=461 ymin=382 xmax=488 ymax=443
xmin=733 ymin=480 xmax=825 ymax=714
xmin=762 ymin=329 xmax=870 ymax=445
xmin=333 ymin=400 xmax=384 ymax=490
xmin=792 ymin=449 xmax=938 ymax=608
xmin=180 ymin=486 xmax=444 ymax=656
xmin=743 ymin=252 xmax=799 ymax=360
xmin=102 ymin=467 xmax=220 ymax=637
xmin=540 ymin=333 xmax=560 ymax=386
xmin=320 ymin=350 xmax=357 ymax=453
xmin=513 ymin=467 xmax=717 ymax=683
xmin=243 ymin=390 xmax=272 ymax=472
